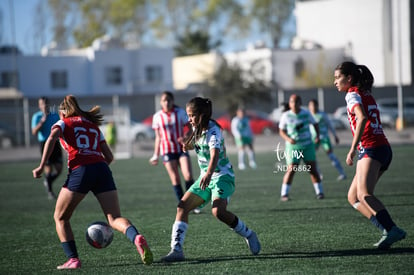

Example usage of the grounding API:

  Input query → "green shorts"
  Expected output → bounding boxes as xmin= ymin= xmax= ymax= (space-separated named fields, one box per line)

xmin=315 ymin=137 xmax=332 ymax=152
xmin=234 ymin=137 xmax=253 ymax=147
xmin=285 ymin=143 xmax=316 ymax=165
xmin=188 ymin=174 xmax=235 ymax=208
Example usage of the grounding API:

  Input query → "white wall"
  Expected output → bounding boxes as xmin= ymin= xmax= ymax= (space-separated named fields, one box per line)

xmin=19 ymin=55 xmax=90 ymax=97
xmin=0 ymin=47 xmax=174 ymax=98
xmin=296 ymin=0 xmax=411 ymax=86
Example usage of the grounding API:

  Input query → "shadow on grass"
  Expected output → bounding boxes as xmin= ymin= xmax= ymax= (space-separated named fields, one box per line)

xmin=157 ymin=247 xmax=414 ymax=265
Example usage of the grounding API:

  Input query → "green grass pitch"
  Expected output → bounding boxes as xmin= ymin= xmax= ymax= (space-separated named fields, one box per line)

xmin=0 ymin=145 xmax=413 ymax=274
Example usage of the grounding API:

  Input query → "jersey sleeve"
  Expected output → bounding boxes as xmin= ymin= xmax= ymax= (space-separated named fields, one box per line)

xmin=52 ymin=120 xmax=65 ymax=133
xmin=346 ymin=92 xmax=362 ymax=114
xmin=151 ymin=113 xmax=159 ymax=130
xmin=207 ymin=125 xmax=222 ymax=150
xmin=278 ymin=112 xmax=288 ymax=130
xmin=31 ymin=112 xmax=41 ymax=129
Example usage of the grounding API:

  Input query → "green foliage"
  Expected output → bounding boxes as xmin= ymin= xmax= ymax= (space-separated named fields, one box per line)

xmin=174 ymin=30 xmax=221 ymax=57
xmin=2 ymin=145 xmax=413 ymax=274
xmin=250 ymin=0 xmax=295 ymax=48
xmin=207 ymin=59 xmax=272 ymax=113
xmin=44 ymin=0 xmax=293 ymax=50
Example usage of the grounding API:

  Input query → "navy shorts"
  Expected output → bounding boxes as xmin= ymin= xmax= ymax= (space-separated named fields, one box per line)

xmin=358 ymin=145 xmax=392 ymax=171
xmin=40 ymin=141 xmax=63 ymax=165
xmin=63 ymin=162 xmax=117 ymax=195
xmin=162 ymin=151 xmax=189 ymax=163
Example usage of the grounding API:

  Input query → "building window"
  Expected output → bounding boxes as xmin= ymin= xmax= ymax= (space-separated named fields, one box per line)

xmin=51 ymin=70 xmax=68 ymax=89
xmin=105 ymin=66 xmax=122 ymax=85
xmin=145 ymin=66 xmax=162 ymax=83
xmin=294 ymin=56 xmax=305 ymax=77
xmin=0 ymin=71 xmax=18 ymax=88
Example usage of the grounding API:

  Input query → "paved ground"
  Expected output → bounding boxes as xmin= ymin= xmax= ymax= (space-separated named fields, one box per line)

xmin=1 ymin=128 xmax=413 ymax=163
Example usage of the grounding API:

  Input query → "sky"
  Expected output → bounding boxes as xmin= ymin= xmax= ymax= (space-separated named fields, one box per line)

xmin=0 ymin=0 xmax=45 ymax=54
xmin=0 ymin=0 xmax=295 ymax=55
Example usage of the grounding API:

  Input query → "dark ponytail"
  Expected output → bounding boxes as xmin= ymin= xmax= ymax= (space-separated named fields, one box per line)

xmin=335 ymin=61 xmax=374 ymax=91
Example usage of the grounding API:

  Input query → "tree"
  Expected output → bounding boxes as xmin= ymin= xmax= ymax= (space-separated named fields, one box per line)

xmin=174 ymin=30 xmax=221 ymax=56
xmin=207 ymin=58 xmax=271 ymax=113
xmin=47 ymin=0 xmax=150 ymax=48
xmin=250 ymin=0 xmax=295 ymax=49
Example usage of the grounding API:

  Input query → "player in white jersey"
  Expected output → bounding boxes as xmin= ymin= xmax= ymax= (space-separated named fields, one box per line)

xmin=231 ymin=106 xmax=257 ymax=170
xmin=308 ymin=99 xmax=346 ymax=181
xmin=278 ymin=94 xmax=324 ymax=201
xmin=150 ymin=91 xmax=194 ymax=203
xmin=161 ymin=97 xmax=260 ymax=262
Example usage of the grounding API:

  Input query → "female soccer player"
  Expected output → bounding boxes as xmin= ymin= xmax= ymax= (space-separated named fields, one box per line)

xmin=278 ymin=94 xmax=324 ymax=201
xmin=150 ymin=91 xmax=194 ymax=203
xmin=161 ymin=97 xmax=261 ymax=262
xmin=334 ymin=61 xmax=406 ymax=249
xmin=231 ymin=106 xmax=257 ymax=170
xmin=32 ymin=95 xmax=153 ymax=269
xmin=308 ymin=99 xmax=346 ymax=181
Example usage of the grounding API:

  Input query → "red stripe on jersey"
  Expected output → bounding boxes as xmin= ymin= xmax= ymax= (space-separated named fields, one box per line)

xmin=159 ymin=114 xmax=169 ymax=155
xmin=346 ymin=88 xmax=389 ymax=149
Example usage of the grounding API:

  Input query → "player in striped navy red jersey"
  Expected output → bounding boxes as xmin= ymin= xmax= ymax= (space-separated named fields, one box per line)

xmin=150 ymin=91 xmax=194 ymax=203
xmin=32 ymin=95 xmax=153 ymax=269
xmin=334 ymin=61 xmax=406 ymax=249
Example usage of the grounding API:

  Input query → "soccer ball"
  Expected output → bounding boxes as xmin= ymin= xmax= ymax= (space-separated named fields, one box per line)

xmin=86 ymin=221 xmax=114 ymax=249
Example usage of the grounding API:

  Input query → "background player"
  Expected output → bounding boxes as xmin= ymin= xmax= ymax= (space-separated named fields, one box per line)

xmin=150 ymin=91 xmax=195 ymax=204
xmin=278 ymin=94 xmax=324 ymax=201
xmin=231 ymin=106 xmax=257 ymax=170
xmin=31 ymin=96 xmax=63 ymax=199
xmin=308 ymin=99 xmax=346 ymax=181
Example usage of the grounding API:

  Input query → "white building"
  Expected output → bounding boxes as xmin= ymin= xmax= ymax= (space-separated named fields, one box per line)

xmin=295 ymin=0 xmax=411 ymax=86
xmin=173 ymin=46 xmax=346 ymax=91
xmin=0 ymin=44 xmax=174 ymax=98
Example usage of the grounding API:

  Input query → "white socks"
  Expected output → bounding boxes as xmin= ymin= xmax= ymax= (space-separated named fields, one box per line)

xmin=313 ymin=182 xmax=324 ymax=195
xmin=281 ymin=183 xmax=291 ymax=197
xmin=171 ymin=221 xmax=188 ymax=252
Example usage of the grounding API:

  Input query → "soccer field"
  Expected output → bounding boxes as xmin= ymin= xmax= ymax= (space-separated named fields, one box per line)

xmin=0 ymin=145 xmax=413 ymax=274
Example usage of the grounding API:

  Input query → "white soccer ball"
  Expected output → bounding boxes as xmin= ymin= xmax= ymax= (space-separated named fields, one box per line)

xmin=86 ymin=221 xmax=114 ymax=249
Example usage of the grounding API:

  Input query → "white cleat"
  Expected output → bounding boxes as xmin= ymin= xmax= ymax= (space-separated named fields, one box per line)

xmin=161 ymin=249 xmax=185 ymax=262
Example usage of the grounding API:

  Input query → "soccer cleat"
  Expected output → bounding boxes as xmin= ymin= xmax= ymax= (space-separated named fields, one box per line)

xmin=238 ymin=163 xmax=246 ymax=170
xmin=377 ymin=226 xmax=406 ymax=250
xmin=316 ymin=193 xmax=325 ymax=200
xmin=337 ymin=174 xmax=347 ymax=181
xmin=135 ymin=235 xmax=153 ymax=265
xmin=249 ymin=161 xmax=257 ymax=169
xmin=245 ymin=231 xmax=261 ymax=255
xmin=57 ymin=258 xmax=81 ymax=270
xmin=280 ymin=195 xmax=289 ymax=202
xmin=373 ymin=230 xmax=387 ymax=247
xmin=161 ymin=249 xmax=185 ymax=262
xmin=48 ymin=191 xmax=57 ymax=200
xmin=193 ymin=208 xmax=202 ymax=214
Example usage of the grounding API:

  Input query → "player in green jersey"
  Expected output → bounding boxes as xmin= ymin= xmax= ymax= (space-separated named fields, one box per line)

xmin=161 ymin=97 xmax=261 ymax=262
xmin=278 ymin=94 xmax=324 ymax=201
xmin=308 ymin=99 xmax=346 ymax=181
